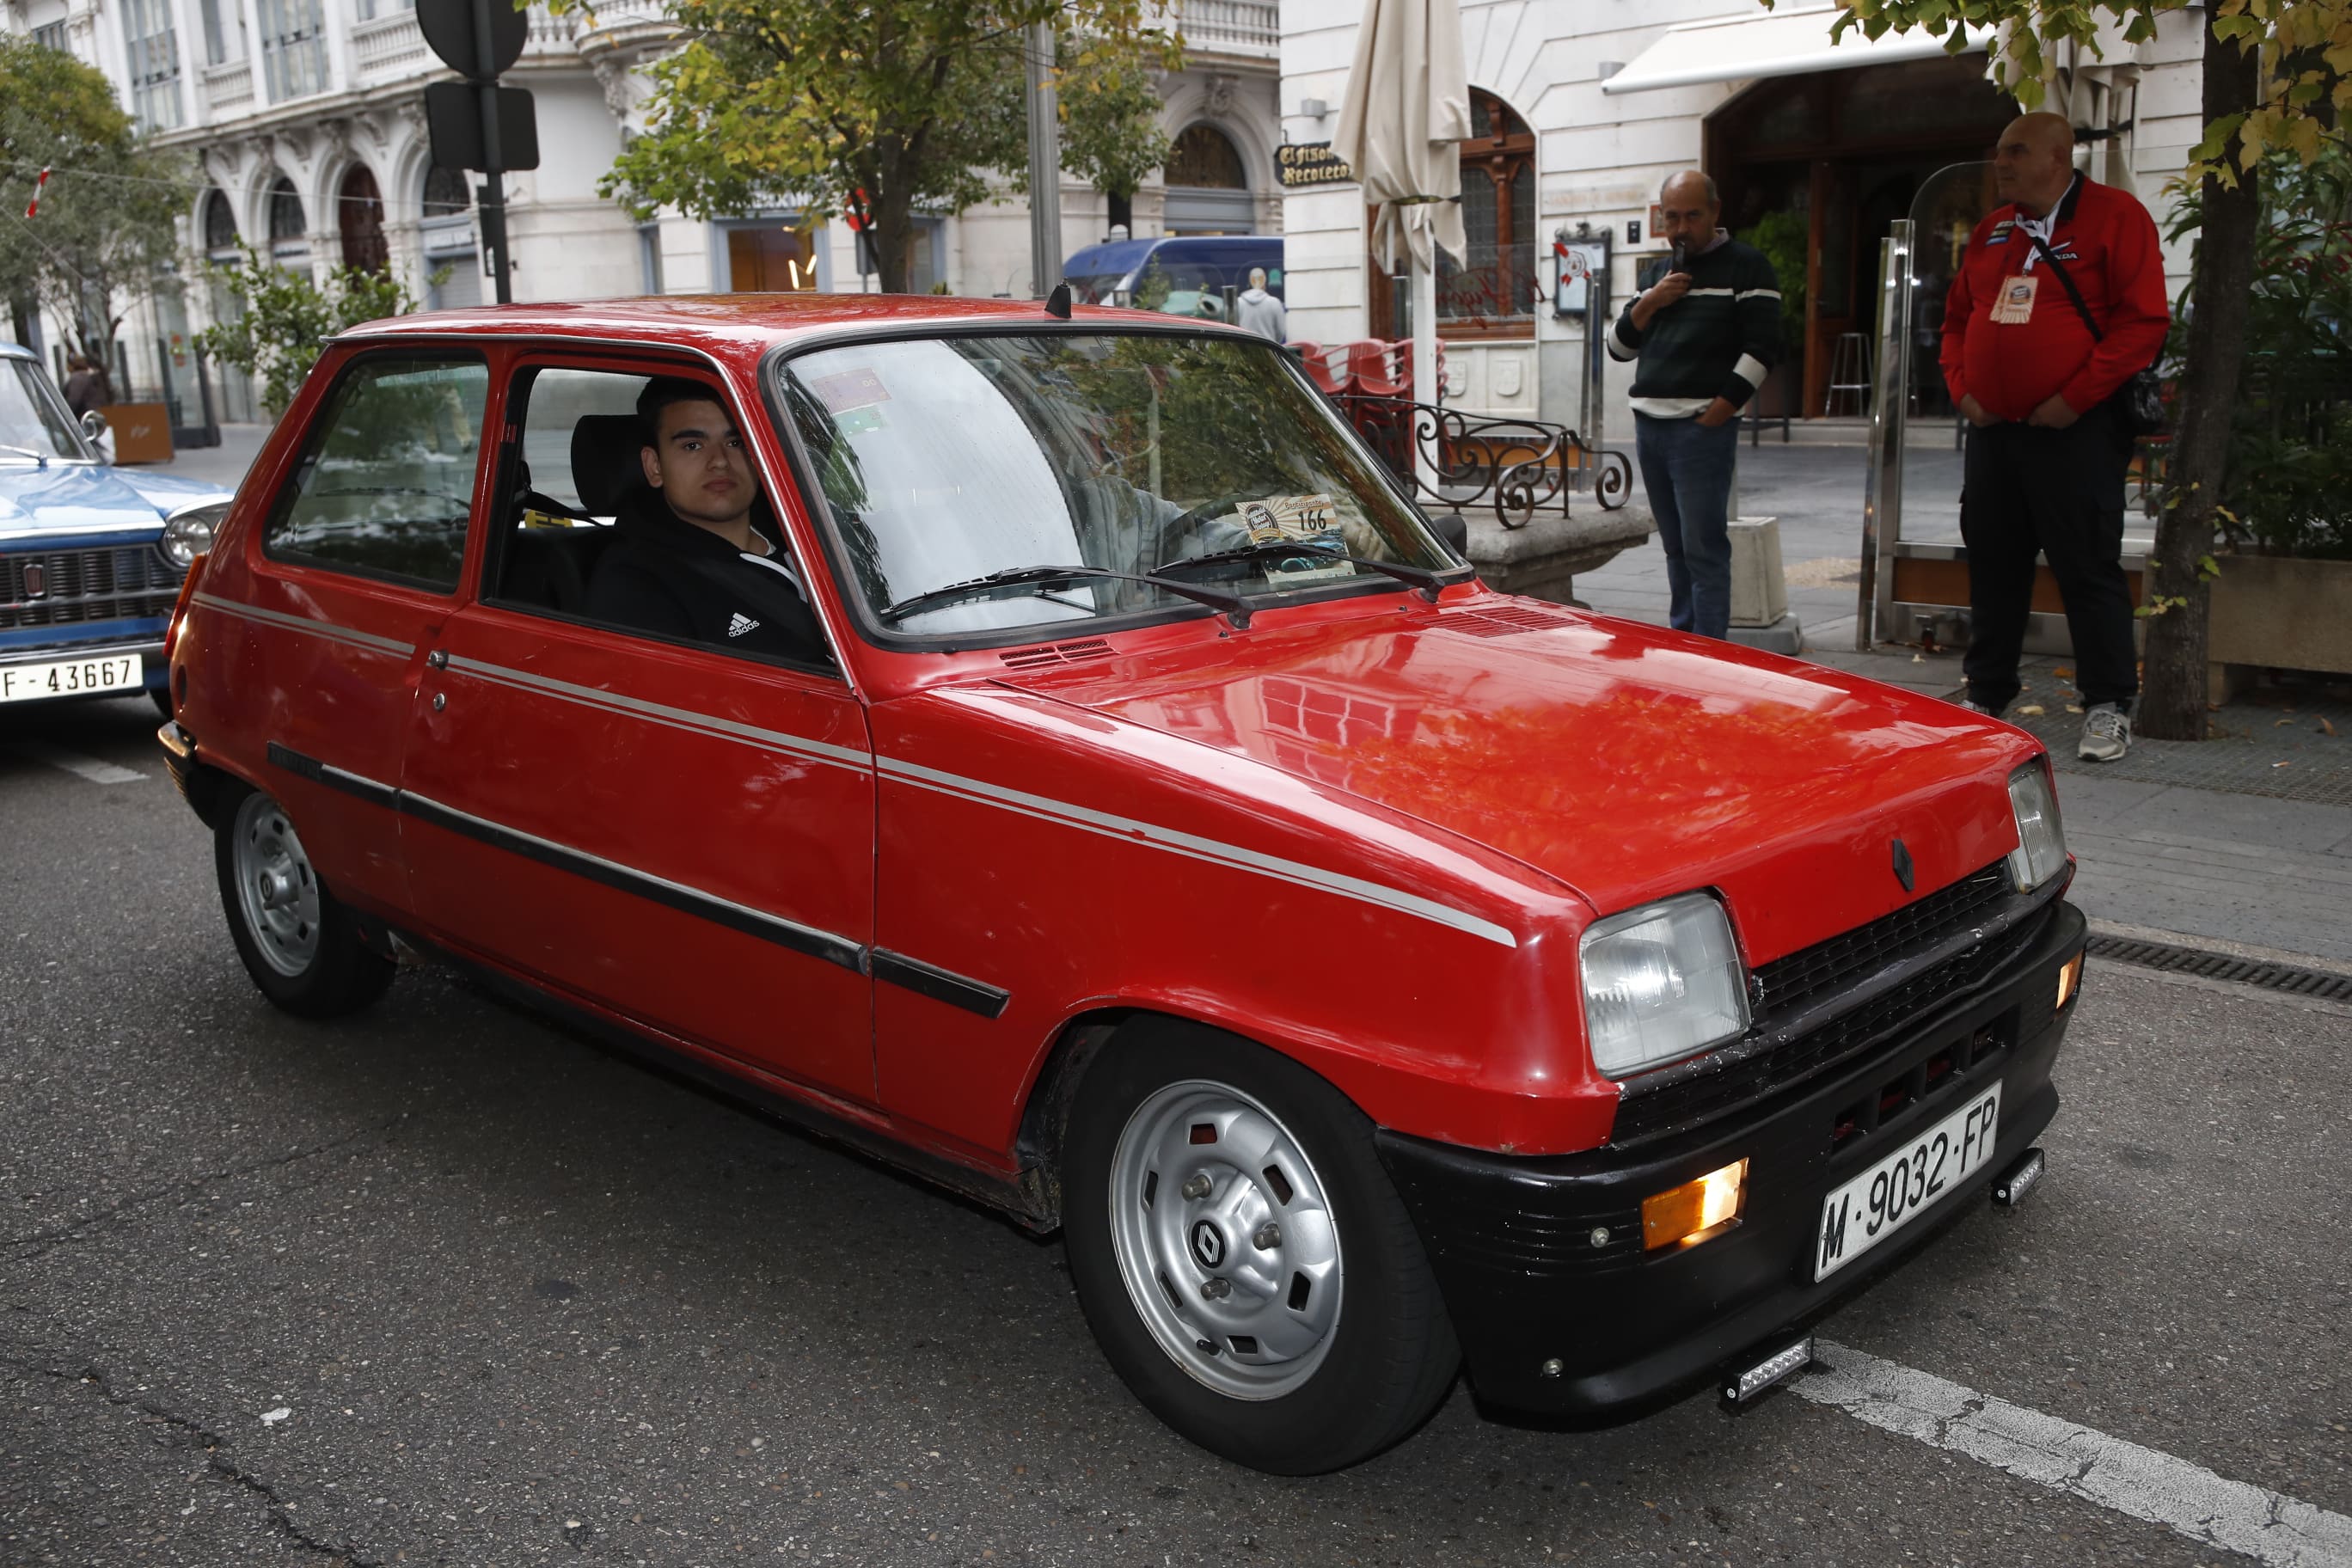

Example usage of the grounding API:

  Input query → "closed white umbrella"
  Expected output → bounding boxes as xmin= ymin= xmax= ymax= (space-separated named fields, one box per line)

xmin=1331 ymin=0 xmax=1471 ymax=467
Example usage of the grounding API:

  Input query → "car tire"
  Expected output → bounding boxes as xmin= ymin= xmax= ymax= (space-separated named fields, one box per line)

xmin=214 ymin=786 xmax=395 ymax=1018
xmin=149 ymin=688 xmax=174 ymax=720
xmin=1062 ymin=1019 xmax=1459 ymax=1473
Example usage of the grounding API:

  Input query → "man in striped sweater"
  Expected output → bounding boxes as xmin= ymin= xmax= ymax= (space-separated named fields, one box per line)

xmin=1607 ymin=171 xmax=1784 ymax=640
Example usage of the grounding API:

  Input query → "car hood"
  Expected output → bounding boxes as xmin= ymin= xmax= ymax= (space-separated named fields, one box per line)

xmin=991 ymin=602 xmax=2038 ymax=965
xmin=0 ymin=462 xmax=230 ymax=538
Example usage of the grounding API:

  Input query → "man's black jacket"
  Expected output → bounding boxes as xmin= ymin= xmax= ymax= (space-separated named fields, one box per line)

xmin=583 ymin=486 xmax=829 ymax=665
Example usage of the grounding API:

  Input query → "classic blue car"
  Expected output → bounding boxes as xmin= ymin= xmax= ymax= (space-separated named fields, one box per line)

xmin=1 ymin=340 xmax=234 ymax=714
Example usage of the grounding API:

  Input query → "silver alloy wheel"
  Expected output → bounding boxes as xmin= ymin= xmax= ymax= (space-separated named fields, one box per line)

xmin=1106 ymin=1079 xmax=1343 ymax=1400
xmin=231 ymin=792 xmax=322 ymax=978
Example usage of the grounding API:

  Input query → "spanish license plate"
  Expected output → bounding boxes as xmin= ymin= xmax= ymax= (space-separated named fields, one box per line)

xmin=0 ymin=653 xmax=144 ymax=704
xmin=1813 ymin=1082 xmax=2001 ymax=1282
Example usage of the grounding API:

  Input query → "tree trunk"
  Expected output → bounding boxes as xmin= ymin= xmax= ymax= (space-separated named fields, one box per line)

xmin=871 ymin=195 xmax=914 ymax=293
xmin=2139 ymin=22 xmax=2262 ymax=740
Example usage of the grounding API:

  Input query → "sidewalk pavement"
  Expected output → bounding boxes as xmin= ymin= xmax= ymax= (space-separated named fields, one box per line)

xmin=1577 ymin=434 xmax=2352 ymax=970
xmin=143 ymin=421 xmax=2352 ymax=968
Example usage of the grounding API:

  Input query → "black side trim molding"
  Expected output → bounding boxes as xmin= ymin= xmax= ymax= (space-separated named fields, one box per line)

xmin=264 ymin=742 xmax=863 ymax=974
xmin=871 ymin=949 xmax=1012 ymax=1020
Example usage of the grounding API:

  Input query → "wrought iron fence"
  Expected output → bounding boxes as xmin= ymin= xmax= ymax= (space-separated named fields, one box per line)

xmin=1342 ymin=396 xmax=1632 ymax=530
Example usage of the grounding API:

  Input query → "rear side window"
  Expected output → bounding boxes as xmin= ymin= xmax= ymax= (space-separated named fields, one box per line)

xmin=265 ymin=355 xmax=488 ymax=589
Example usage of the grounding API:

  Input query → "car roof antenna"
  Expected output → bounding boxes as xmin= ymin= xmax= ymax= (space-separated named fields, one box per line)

xmin=1044 ymin=281 xmax=1072 ymax=320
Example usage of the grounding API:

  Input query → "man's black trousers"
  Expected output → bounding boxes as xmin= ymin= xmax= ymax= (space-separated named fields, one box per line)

xmin=1960 ymin=406 xmax=2141 ymax=714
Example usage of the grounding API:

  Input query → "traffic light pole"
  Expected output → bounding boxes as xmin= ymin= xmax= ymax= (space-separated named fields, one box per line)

xmin=470 ymin=0 xmax=511 ymax=303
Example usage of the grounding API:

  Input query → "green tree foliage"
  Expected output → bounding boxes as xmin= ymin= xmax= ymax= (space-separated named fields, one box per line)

xmin=195 ymin=245 xmax=428 ymax=413
xmin=545 ymin=0 xmax=1182 ymax=291
xmin=0 ymin=35 xmax=188 ymax=373
xmin=2166 ymin=144 xmax=2352 ymax=559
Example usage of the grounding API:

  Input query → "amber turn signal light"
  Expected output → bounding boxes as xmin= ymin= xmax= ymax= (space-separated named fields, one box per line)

xmin=2055 ymin=952 xmax=2084 ymax=1011
xmin=1641 ymin=1158 xmax=1749 ymax=1252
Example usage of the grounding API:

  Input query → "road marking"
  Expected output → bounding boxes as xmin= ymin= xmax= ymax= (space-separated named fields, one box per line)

xmin=1800 ymin=1340 xmax=2352 ymax=1567
xmin=6 ymin=743 xmax=147 ymax=786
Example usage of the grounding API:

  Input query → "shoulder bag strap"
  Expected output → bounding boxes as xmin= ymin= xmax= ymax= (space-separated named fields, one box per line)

xmin=2024 ymin=231 xmax=2102 ymax=341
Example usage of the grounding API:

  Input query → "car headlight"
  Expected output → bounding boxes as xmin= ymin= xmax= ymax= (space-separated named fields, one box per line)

xmin=2006 ymin=760 xmax=2067 ymax=891
xmin=162 ymin=502 xmax=228 ymax=568
xmin=1579 ymin=892 xmax=1752 ymax=1080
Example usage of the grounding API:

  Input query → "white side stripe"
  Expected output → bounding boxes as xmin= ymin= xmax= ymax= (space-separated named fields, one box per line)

xmin=1607 ymin=319 xmax=1643 ymax=361
xmin=1681 ymin=286 xmax=1736 ymax=297
xmin=879 ymin=756 xmax=1518 ymax=948
xmin=443 ymin=654 xmax=870 ymax=774
xmin=1798 ymin=1341 xmax=2352 ymax=1568
xmin=1736 ymin=288 xmax=1783 ymax=302
xmin=1733 ymin=353 xmax=1769 ymax=389
xmin=192 ymin=592 xmax=414 ymax=658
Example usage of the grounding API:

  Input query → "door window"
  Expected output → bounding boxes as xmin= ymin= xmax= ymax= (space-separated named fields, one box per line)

xmin=264 ymin=355 xmax=487 ymax=589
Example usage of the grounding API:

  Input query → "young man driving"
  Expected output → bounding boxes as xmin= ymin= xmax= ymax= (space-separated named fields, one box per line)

xmin=583 ymin=377 xmax=828 ymax=664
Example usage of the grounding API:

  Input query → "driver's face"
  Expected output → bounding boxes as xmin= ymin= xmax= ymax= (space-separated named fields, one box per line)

xmin=640 ymin=398 xmax=758 ymax=531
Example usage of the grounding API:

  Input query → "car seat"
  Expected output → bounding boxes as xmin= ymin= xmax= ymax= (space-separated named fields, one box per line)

xmin=493 ymin=414 xmax=641 ymax=614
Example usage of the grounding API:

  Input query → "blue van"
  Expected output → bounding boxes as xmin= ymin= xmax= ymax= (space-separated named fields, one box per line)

xmin=1062 ymin=235 xmax=1283 ymax=322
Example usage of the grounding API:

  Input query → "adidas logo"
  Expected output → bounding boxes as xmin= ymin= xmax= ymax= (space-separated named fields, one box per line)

xmin=727 ymin=612 xmax=759 ymax=638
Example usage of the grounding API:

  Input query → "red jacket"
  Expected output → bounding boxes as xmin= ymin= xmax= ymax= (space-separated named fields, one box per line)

xmin=1939 ymin=175 xmax=2170 ymax=424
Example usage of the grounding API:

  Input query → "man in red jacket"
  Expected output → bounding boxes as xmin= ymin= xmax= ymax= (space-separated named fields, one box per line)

xmin=1941 ymin=111 xmax=2169 ymax=761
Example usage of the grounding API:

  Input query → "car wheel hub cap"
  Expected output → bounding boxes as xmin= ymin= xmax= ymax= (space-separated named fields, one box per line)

xmin=1106 ymin=1080 xmax=1342 ymax=1400
xmin=232 ymin=793 xmax=322 ymax=978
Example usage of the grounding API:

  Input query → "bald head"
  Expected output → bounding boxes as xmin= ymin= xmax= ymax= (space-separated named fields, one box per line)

xmin=1994 ymin=112 xmax=2078 ymax=213
xmin=1655 ymin=169 xmax=1721 ymax=254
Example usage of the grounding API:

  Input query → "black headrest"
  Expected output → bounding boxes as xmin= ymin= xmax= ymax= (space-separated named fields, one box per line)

xmin=572 ymin=413 xmax=646 ymax=515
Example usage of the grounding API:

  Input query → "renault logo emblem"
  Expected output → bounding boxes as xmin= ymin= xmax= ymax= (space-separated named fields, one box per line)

xmin=1892 ymin=837 xmax=1916 ymax=893
xmin=1189 ymin=1220 xmax=1227 ymax=1270
xmin=20 ymin=562 xmax=43 ymax=598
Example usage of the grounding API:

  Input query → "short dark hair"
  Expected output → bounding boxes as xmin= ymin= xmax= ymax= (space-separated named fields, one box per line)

xmin=637 ymin=376 xmax=726 ymax=448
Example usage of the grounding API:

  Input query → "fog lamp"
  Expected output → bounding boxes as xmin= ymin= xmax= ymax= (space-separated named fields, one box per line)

xmin=2055 ymin=952 xmax=2083 ymax=1010
xmin=1641 ymin=1158 xmax=1749 ymax=1251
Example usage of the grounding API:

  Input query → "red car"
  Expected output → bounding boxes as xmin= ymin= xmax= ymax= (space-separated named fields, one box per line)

xmin=157 ymin=295 xmax=2084 ymax=1474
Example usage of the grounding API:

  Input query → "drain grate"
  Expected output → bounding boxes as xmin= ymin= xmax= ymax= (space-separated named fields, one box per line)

xmin=2086 ymin=934 xmax=2352 ymax=1001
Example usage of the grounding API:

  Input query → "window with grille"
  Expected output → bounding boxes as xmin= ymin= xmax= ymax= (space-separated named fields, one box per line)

xmin=257 ymin=0 xmax=329 ymax=101
xmin=123 ymin=0 xmax=184 ymax=130
xmin=1436 ymin=90 xmax=1535 ymax=334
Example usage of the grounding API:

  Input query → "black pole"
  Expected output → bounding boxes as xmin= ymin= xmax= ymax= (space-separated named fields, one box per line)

xmin=470 ymin=0 xmax=511 ymax=303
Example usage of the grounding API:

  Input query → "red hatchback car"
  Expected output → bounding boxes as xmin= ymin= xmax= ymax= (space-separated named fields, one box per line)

xmin=158 ymin=295 xmax=2084 ymax=1473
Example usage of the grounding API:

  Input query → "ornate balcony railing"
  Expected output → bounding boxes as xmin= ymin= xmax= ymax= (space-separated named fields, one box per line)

xmin=1344 ymin=396 xmax=1633 ymax=530
xmin=1172 ymin=0 xmax=1277 ymax=56
xmin=351 ymin=12 xmax=430 ymax=82
xmin=199 ymin=58 xmax=254 ymax=116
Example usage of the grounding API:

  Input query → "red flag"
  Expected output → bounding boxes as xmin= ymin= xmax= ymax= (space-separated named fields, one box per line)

xmin=25 ymin=167 xmax=51 ymax=219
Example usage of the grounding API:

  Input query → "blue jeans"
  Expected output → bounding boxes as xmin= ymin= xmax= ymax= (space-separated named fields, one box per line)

xmin=1633 ymin=412 xmax=1740 ymax=640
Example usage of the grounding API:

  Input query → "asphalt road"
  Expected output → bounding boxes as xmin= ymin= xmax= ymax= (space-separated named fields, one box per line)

xmin=4 ymin=695 xmax=2349 ymax=1568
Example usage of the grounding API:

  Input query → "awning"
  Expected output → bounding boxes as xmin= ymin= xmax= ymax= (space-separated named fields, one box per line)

xmin=1602 ymin=5 xmax=1988 ymax=95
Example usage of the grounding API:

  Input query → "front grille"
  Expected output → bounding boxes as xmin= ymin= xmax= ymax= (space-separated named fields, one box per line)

xmin=1610 ymin=862 xmax=2044 ymax=1148
xmin=0 ymin=544 xmax=182 ymax=631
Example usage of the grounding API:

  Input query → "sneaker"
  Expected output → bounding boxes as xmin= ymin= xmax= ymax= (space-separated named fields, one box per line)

xmin=2079 ymin=702 xmax=2132 ymax=762
xmin=1959 ymin=699 xmax=2000 ymax=717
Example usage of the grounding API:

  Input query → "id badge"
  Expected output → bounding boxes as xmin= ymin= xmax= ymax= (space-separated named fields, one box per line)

xmin=1990 ymin=273 xmax=2039 ymax=325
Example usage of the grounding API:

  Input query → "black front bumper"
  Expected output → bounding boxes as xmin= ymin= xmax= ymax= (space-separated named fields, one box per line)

xmin=1377 ymin=897 xmax=2086 ymax=1421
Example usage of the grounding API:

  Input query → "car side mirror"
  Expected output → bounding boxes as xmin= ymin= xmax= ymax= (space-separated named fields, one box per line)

xmin=80 ymin=409 xmax=108 ymax=441
xmin=1430 ymin=513 xmax=1469 ymax=558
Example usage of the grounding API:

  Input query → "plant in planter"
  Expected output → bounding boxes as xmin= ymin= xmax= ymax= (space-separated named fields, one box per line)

xmin=2165 ymin=146 xmax=2352 ymax=691
xmin=1741 ymin=208 xmax=1809 ymax=419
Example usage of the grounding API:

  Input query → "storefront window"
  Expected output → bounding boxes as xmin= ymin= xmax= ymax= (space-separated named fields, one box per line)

xmin=1436 ymin=89 xmax=1536 ymax=335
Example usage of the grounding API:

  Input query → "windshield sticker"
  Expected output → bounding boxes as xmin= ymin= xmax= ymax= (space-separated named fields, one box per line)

xmin=1202 ymin=494 xmax=1354 ymax=580
xmin=834 ymin=406 xmax=887 ymax=436
xmin=811 ymin=367 xmax=891 ymax=414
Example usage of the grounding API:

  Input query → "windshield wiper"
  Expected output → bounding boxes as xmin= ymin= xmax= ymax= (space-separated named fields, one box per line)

xmin=0 ymin=443 xmax=51 ymax=468
xmin=883 ymin=563 xmax=1258 ymax=628
xmin=1155 ymin=540 xmax=1452 ymax=603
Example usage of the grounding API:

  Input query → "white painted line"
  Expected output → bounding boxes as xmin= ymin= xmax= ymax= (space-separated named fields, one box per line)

xmin=8 ymin=743 xmax=147 ymax=786
xmin=1799 ymin=1340 xmax=2352 ymax=1567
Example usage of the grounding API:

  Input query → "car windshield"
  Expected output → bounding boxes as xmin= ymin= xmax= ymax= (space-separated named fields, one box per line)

xmin=777 ymin=331 xmax=1448 ymax=637
xmin=0 ymin=359 xmax=92 ymax=462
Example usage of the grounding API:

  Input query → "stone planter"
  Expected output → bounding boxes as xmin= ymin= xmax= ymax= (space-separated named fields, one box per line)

xmin=1463 ymin=503 xmax=1654 ymax=606
xmin=2206 ymin=551 xmax=2352 ymax=701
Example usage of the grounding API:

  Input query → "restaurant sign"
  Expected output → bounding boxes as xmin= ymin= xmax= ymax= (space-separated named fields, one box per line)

xmin=1276 ymin=144 xmax=1356 ymax=188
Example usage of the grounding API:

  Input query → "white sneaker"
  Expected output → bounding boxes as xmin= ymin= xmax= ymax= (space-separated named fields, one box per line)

xmin=1957 ymin=698 xmax=2000 ymax=717
xmin=2079 ymin=702 xmax=2132 ymax=762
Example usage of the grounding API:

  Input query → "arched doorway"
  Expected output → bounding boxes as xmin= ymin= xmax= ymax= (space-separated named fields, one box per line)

xmin=338 ymin=164 xmax=389 ymax=274
xmin=1706 ymin=53 xmax=2015 ymax=416
xmin=1163 ymin=123 xmax=1253 ymax=235
xmin=420 ymin=166 xmax=482 ymax=309
xmin=200 ymin=187 xmax=259 ymax=420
